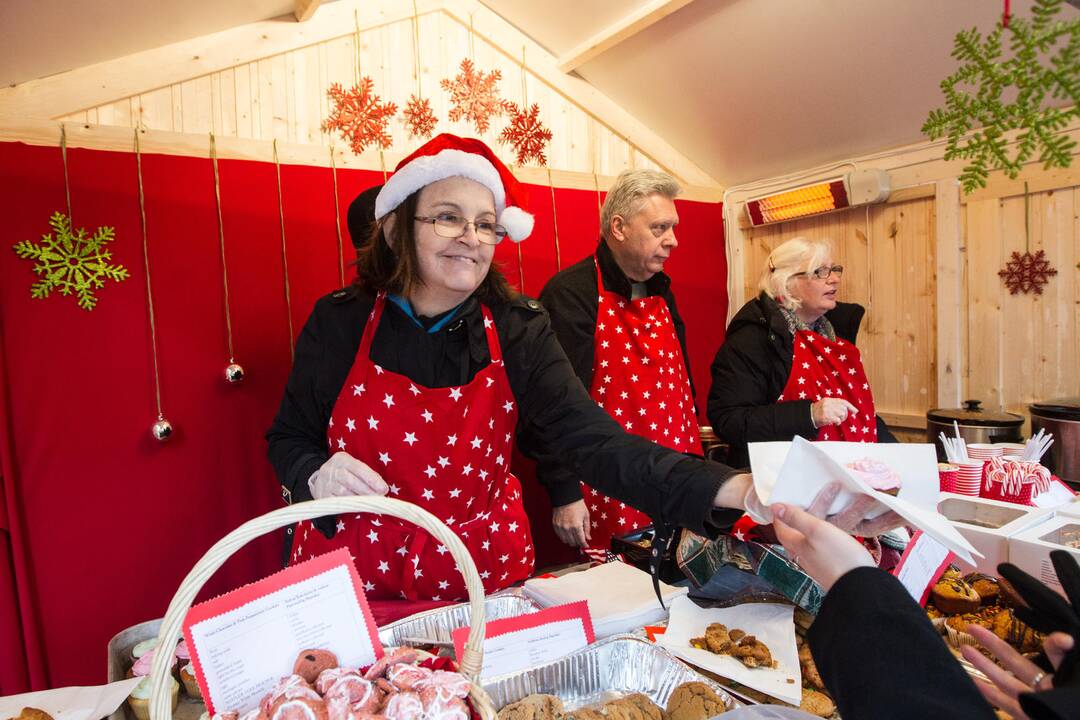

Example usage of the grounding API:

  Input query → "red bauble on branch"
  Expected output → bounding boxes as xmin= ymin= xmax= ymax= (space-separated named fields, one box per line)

xmin=323 ymin=78 xmax=398 ymax=154
xmin=499 ymin=103 xmax=553 ymax=165
xmin=998 ymin=249 xmax=1058 ymax=294
xmin=402 ymin=94 xmax=438 ymax=139
xmin=440 ymin=59 xmax=510 ymax=134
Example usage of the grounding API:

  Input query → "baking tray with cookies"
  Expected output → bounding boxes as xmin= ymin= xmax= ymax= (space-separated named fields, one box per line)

xmin=486 ymin=635 xmax=743 ymax=720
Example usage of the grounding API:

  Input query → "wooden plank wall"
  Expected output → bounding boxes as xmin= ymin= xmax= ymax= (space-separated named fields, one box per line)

xmin=739 ymin=181 xmax=1080 ymax=441
xmin=60 ymin=11 xmax=660 ymax=178
xmin=743 ymin=197 xmax=938 ymax=441
xmin=963 ymin=186 xmax=1080 ymax=432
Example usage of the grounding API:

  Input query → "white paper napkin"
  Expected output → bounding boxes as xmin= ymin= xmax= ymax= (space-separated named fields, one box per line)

xmin=658 ymin=596 xmax=801 ymax=705
xmin=0 ymin=677 xmax=143 ymax=720
xmin=523 ymin=562 xmax=687 ymax=638
xmin=748 ymin=437 xmax=979 ymax=564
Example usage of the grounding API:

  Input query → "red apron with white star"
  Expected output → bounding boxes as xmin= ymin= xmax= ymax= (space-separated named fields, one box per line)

xmin=730 ymin=327 xmax=877 ymax=541
xmin=778 ymin=329 xmax=877 ymax=442
xmin=290 ymin=293 xmax=534 ymax=602
xmin=582 ymin=258 xmax=703 ymax=554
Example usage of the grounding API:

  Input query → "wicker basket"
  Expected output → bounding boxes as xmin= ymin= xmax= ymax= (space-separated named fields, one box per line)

xmin=145 ymin=497 xmax=497 ymax=720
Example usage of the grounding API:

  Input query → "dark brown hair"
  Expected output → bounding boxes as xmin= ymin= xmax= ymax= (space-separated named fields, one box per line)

xmin=354 ymin=188 xmax=517 ymax=305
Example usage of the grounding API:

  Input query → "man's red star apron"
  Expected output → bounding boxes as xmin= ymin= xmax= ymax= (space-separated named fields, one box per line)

xmin=582 ymin=258 xmax=702 ymax=555
xmin=290 ymin=293 xmax=534 ymax=603
xmin=730 ymin=327 xmax=877 ymax=542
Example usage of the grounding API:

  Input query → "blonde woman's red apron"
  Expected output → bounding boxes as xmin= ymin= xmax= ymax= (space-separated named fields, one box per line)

xmin=583 ymin=258 xmax=702 ymax=554
xmin=777 ymin=329 xmax=877 ymax=441
xmin=730 ymin=328 xmax=878 ymax=542
xmin=290 ymin=293 xmax=534 ymax=601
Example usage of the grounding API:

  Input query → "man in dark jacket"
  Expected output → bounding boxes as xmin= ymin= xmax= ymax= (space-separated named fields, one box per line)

xmin=522 ymin=169 xmax=699 ymax=552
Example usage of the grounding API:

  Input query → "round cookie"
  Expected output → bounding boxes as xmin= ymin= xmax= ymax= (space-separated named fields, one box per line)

xmin=666 ymin=681 xmax=726 ymax=720
xmin=799 ymin=689 xmax=836 ymax=718
xmin=293 ymin=649 xmax=339 ymax=684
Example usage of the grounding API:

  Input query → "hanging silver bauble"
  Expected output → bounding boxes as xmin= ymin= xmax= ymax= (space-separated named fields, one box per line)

xmin=224 ymin=362 xmax=245 ymax=384
xmin=151 ymin=416 xmax=174 ymax=441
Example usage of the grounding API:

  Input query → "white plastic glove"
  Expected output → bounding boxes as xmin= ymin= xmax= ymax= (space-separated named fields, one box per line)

xmin=308 ymin=451 xmax=389 ymax=499
xmin=743 ymin=482 xmax=774 ymax=524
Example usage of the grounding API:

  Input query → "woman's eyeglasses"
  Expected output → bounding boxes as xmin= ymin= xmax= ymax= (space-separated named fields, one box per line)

xmin=793 ymin=264 xmax=844 ymax=280
xmin=415 ymin=213 xmax=508 ymax=245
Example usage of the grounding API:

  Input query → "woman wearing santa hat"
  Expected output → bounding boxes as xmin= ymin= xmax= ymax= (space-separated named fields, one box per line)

xmin=266 ymin=134 xmax=892 ymax=611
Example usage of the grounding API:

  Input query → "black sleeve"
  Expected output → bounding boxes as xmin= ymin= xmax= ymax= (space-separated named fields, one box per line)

xmin=524 ymin=274 xmax=600 ymax=507
xmin=266 ymin=304 xmax=333 ymax=505
xmin=808 ymin=567 xmax=996 ymax=720
xmin=706 ymin=331 xmax=815 ymax=449
xmin=876 ymin=415 xmax=899 ymax=443
xmin=508 ymin=304 xmax=743 ymax=536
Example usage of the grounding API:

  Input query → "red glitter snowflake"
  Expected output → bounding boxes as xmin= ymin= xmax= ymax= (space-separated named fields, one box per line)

xmin=998 ymin=249 xmax=1058 ymax=294
xmin=402 ymin=94 xmax=438 ymax=139
xmin=322 ymin=78 xmax=398 ymax=154
xmin=499 ymin=103 xmax=553 ymax=165
xmin=440 ymin=59 xmax=509 ymax=133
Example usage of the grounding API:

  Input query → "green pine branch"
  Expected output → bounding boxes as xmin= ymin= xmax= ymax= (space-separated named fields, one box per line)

xmin=924 ymin=0 xmax=1080 ymax=193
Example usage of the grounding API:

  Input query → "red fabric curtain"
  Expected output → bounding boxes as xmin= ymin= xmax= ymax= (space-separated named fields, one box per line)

xmin=0 ymin=140 xmax=724 ymax=689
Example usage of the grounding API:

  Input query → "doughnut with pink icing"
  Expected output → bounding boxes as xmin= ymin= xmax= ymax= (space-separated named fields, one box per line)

xmin=382 ymin=691 xmax=423 ymax=720
xmin=269 ymin=697 xmax=328 ymax=720
xmin=845 ymin=457 xmax=902 ymax=494
xmin=386 ymin=664 xmax=432 ymax=691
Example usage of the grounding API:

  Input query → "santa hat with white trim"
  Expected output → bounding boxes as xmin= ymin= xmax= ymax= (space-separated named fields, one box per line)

xmin=374 ymin=133 xmax=534 ymax=242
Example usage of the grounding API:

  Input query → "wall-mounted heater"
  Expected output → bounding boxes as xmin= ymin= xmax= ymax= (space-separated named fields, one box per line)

xmin=743 ymin=169 xmax=890 ymax=227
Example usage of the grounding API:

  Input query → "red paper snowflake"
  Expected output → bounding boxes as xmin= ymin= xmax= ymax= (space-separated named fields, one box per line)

xmin=499 ymin=103 xmax=553 ymax=165
xmin=402 ymin=94 xmax=438 ymax=139
xmin=440 ymin=59 xmax=509 ymax=133
xmin=998 ymin=249 xmax=1058 ymax=294
xmin=323 ymin=78 xmax=398 ymax=154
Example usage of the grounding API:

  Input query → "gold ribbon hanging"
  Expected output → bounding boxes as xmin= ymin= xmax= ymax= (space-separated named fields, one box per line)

xmin=330 ymin=145 xmax=346 ymax=286
xmin=209 ymin=133 xmax=239 ymax=365
xmin=60 ymin=124 xmax=73 ymax=221
xmin=547 ymin=167 xmax=561 ymax=270
xmin=273 ymin=140 xmax=296 ymax=362
xmin=412 ymin=0 xmax=423 ymax=98
xmin=134 ymin=129 xmax=167 ymax=423
xmin=593 ymin=172 xmax=603 ymax=237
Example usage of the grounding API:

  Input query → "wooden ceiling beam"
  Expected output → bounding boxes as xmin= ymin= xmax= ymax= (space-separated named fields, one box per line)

xmin=556 ymin=0 xmax=697 ymax=74
xmin=293 ymin=0 xmax=323 ymax=22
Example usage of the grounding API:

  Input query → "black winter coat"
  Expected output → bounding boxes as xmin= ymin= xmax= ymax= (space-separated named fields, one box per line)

xmin=707 ymin=293 xmax=895 ymax=467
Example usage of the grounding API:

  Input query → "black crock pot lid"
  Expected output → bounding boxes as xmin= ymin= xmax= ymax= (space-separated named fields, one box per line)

xmin=1030 ymin=396 xmax=1080 ymax=421
xmin=927 ymin=399 xmax=1024 ymax=427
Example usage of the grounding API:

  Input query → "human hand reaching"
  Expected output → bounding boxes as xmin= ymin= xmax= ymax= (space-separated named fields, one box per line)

xmin=805 ymin=482 xmax=904 ymax=537
xmin=308 ymin=451 xmax=389 ymax=499
xmin=552 ymin=499 xmax=591 ymax=547
xmin=961 ymin=627 xmax=1074 ymax=720
xmin=770 ymin=499 xmax=875 ymax=592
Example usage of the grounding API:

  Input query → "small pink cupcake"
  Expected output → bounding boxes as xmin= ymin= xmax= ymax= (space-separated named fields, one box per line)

xmin=846 ymin=457 xmax=902 ymax=495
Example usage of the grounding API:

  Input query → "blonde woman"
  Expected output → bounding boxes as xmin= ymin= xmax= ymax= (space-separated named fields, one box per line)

xmin=707 ymin=236 xmax=896 ymax=469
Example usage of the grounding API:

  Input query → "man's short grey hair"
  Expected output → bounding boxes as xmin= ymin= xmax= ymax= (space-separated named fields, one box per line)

xmin=600 ymin=169 xmax=681 ymax=241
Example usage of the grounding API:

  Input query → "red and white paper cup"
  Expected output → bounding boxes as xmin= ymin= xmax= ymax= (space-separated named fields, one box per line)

xmin=953 ymin=461 xmax=985 ymax=496
xmin=938 ymin=463 xmax=960 ymax=493
xmin=967 ymin=443 xmax=1004 ymax=460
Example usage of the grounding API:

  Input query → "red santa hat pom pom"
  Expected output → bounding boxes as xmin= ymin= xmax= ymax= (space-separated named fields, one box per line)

xmin=375 ymin=133 xmax=534 ymax=242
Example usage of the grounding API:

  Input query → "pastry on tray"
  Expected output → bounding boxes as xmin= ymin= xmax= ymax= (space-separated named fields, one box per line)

xmin=15 ymin=709 xmax=53 ymax=720
xmin=689 ymin=623 xmax=776 ymax=669
xmin=496 ymin=694 xmax=564 ymax=720
xmin=666 ymin=681 xmax=727 ymax=720
xmin=798 ymin=688 xmax=836 ymax=718
xmin=964 ymin=573 xmax=1000 ymax=606
xmin=128 ymin=676 xmax=179 ymax=720
xmin=930 ymin=577 xmax=981 ymax=614
xmin=604 ymin=693 xmax=664 ymax=720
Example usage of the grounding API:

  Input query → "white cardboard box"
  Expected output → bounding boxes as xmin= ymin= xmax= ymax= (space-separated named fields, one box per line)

xmin=937 ymin=493 xmax=1047 ymax=574
xmin=1008 ymin=511 xmax=1080 ymax=596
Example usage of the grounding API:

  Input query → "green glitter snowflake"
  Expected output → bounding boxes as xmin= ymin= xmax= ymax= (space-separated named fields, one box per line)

xmin=13 ymin=212 xmax=130 ymax=311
